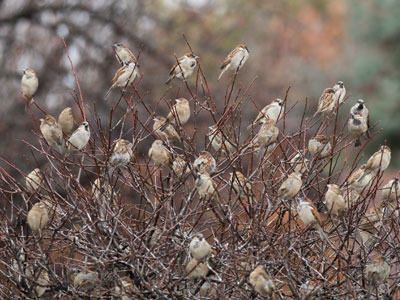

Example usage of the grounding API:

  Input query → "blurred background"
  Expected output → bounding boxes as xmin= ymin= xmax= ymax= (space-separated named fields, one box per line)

xmin=1 ymin=0 xmax=400 ymax=176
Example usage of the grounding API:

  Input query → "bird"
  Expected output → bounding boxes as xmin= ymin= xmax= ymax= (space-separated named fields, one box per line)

xmin=297 ymin=197 xmax=323 ymax=233
xmin=115 ymin=276 xmax=140 ymax=300
xmin=67 ymin=121 xmax=90 ymax=152
xmin=172 ymin=155 xmax=190 ymax=177
xmin=350 ymin=99 xmax=369 ymax=118
xmin=208 ymin=125 xmax=234 ymax=155
xmin=185 ymin=258 xmax=209 ymax=278
xmin=27 ymin=201 xmax=50 ymax=232
xmin=70 ymin=268 xmax=99 ymax=292
xmin=346 ymin=164 xmax=373 ymax=192
xmin=248 ymin=98 xmax=284 ymax=128
xmin=359 ymin=207 xmax=384 ymax=246
xmin=253 ymin=119 xmax=279 ymax=157
xmin=365 ymin=256 xmax=390 ymax=290
xmin=109 ymin=139 xmax=133 ymax=169
xmin=348 ymin=113 xmax=369 ymax=147
xmin=277 ymin=172 xmax=302 ymax=200
xmin=189 ymin=233 xmax=212 ymax=261
xmin=249 ymin=265 xmax=275 ymax=297
xmin=25 ymin=168 xmax=44 ymax=193
xmin=153 ymin=116 xmax=181 ymax=143
xmin=166 ymin=98 xmax=190 ymax=126
xmin=316 ymin=88 xmax=336 ymax=114
xmin=364 ymin=145 xmax=391 ymax=174
xmin=58 ymin=107 xmax=74 ymax=135
xmin=104 ymin=61 xmax=139 ymax=99
xmin=32 ymin=269 xmax=50 ymax=297
xmin=21 ymin=68 xmax=38 ymax=101
xmin=40 ymin=115 xmax=66 ymax=154
xmin=324 ymin=184 xmax=347 ymax=216
xmin=165 ymin=53 xmax=199 ymax=84
xmin=195 ymin=171 xmax=218 ymax=199
xmin=193 ymin=151 xmax=216 ymax=175
xmin=381 ymin=178 xmax=399 ymax=203
xmin=113 ymin=43 xmax=138 ymax=65
xmin=218 ymin=44 xmax=250 ymax=80
xmin=148 ymin=140 xmax=172 ymax=168
xmin=229 ymin=171 xmax=254 ymax=202
xmin=333 ymin=81 xmax=346 ymax=105
xmin=308 ymin=135 xmax=331 ymax=158
xmin=289 ymin=153 xmax=309 ymax=174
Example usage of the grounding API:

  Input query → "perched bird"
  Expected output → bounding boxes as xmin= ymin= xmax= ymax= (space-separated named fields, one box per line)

xmin=308 ymin=135 xmax=331 ymax=158
xmin=316 ymin=88 xmax=336 ymax=114
xmin=253 ymin=119 xmax=279 ymax=156
xmin=195 ymin=171 xmax=218 ymax=199
xmin=21 ymin=68 xmax=39 ymax=100
xmin=277 ymin=172 xmax=302 ymax=200
xmin=248 ymin=98 xmax=284 ymax=128
xmin=153 ymin=116 xmax=180 ymax=143
xmin=346 ymin=164 xmax=373 ymax=192
xmin=324 ymin=184 xmax=347 ymax=216
xmin=104 ymin=61 xmax=138 ymax=99
xmin=351 ymin=99 xmax=369 ymax=117
xmin=381 ymin=178 xmax=400 ymax=203
xmin=58 ymin=107 xmax=74 ymax=134
xmin=165 ymin=53 xmax=199 ymax=84
xmin=249 ymin=265 xmax=275 ymax=298
xmin=166 ymin=98 xmax=190 ymax=126
xmin=333 ymin=81 xmax=346 ymax=105
xmin=199 ymin=275 xmax=217 ymax=297
xmin=218 ymin=44 xmax=249 ymax=80
xmin=297 ymin=197 xmax=323 ymax=233
xmin=189 ymin=233 xmax=212 ymax=261
xmin=27 ymin=201 xmax=50 ymax=232
xmin=25 ymin=168 xmax=44 ymax=193
xmin=359 ymin=207 xmax=383 ymax=246
xmin=109 ymin=139 xmax=133 ymax=169
xmin=32 ymin=269 xmax=50 ymax=297
xmin=113 ymin=43 xmax=138 ymax=65
xmin=208 ymin=125 xmax=234 ymax=155
xmin=185 ymin=258 xmax=208 ymax=278
xmin=229 ymin=171 xmax=254 ymax=200
xmin=342 ymin=188 xmax=360 ymax=205
xmin=40 ymin=115 xmax=65 ymax=153
xmin=70 ymin=269 xmax=99 ymax=292
xmin=193 ymin=151 xmax=216 ymax=175
xmin=67 ymin=121 xmax=90 ymax=152
xmin=348 ymin=113 xmax=369 ymax=147
xmin=172 ymin=155 xmax=190 ymax=177
xmin=148 ymin=140 xmax=172 ymax=168
xmin=365 ymin=145 xmax=391 ymax=174
xmin=366 ymin=256 xmax=390 ymax=288
xmin=115 ymin=276 xmax=140 ymax=300
xmin=289 ymin=153 xmax=309 ymax=174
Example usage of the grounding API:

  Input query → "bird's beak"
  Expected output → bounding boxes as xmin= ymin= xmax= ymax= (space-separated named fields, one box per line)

xmin=112 ymin=44 xmax=117 ymax=48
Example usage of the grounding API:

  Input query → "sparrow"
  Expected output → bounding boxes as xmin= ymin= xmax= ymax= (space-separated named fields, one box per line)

xmin=316 ymin=88 xmax=336 ymax=114
xmin=199 ymin=275 xmax=217 ymax=297
xmin=113 ymin=43 xmax=138 ymax=65
xmin=166 ymin=98 xmax=190 ymax=126
xmin=229 ymin=171 xmax=254 ymax=202
xmin=218 ymin=44 xmax=250 ymax=80
xmin=208 ymin=125 xmax=234 ymax=155
xmin=189 ymin=233 xmax=212 ymax=261
xmin=249 ymin=265 xmax=275 ymax=297
xmin=277 ymin=172 xmax=302 ymax=200
xmin=148 ymin=140 xmax=172 ymax=168
xmin=346 ymin=164 xmax=373 ymax=192
xmin=289 ymin=153 xmax=309 ymax=174
xmin=104 ymin=61 xmax=138 ymax=99
xmin=359 ymin=207 xmax=384 ymax=246
xmin=381 ymin=178 xmax=399 ymax=203
xmin=348 ymin=113 xmax=369 ymax=147
xmin=194 ymin=151 xmax=217 ymax=175
xmin=185 ymin=258 xmax=209 ymax=278
xmin=365 ymin=145 xmax=391 ymax=174
xmin=115 ymin=276 xmax=140 ymax=300
xmin=109 ymin=139 xmax=133 ymax=169
xmin=40 ymin=115 xmax=66 ymax=154
xmin=297 ymin=197 xmax=323 ymax=233
xmin=195 ymin=171 xmax=218 ymax=199
xmin=248 ymin=98 xmax=284 ymax=128
xmin=253 ymin=119 xmax=279 ymax=156
xmin=172 ymin=155 xmax=190 ymax=177
xmin=67 ymin=121 xmax=90 ymax=152
xmin=21 ymin=68 xmax=39 ymax=100
xmin=342 ymin=188 xmax=360 ymax=205
xmin=58 ymin=107 xmax=74 ymax=134
xmin=324 ymin=184 xmax=347 ymax=216
xmin=153 ymin=116 xmax=181 ymax=143
xmin=350 ymin=99 xmax=369 ymax=119
xmin=27 ymin=201 xmax=50 ymax=232
xmin=333 ymin=80 xmax=346 ymax=105
xmin=32 ymin=269 xmax=50 ymax=297
xmin=308 ymin=135 xmax=331 ymax=158
xmin=365 ymin=256 xmax=390 ymax=287
xmin=70 ymin=269 xmax=99 ymax=292
xmin=25 ymin=168 xmax=44 ymax=193
xmin=165 ymin=53 xmax=199 ymax=84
